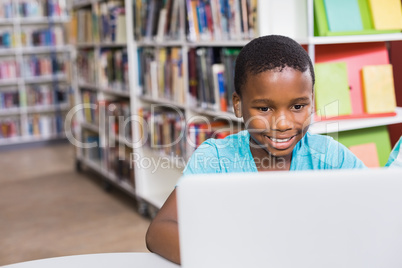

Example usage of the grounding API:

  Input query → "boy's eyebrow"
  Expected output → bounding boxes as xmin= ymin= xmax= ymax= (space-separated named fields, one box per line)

xmin=251 ymin=97 xmax=311 ymax=104
xmin=251 ymin=99 xmax=274 ymax=104
xmin=291 ymin=97 xmax=311 ymax=102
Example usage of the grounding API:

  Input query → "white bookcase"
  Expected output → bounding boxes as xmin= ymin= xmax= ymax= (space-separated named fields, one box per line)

xmin=0 ymin=0 xmax=72 ymax=146
xmin=71 ymin=0 xmax=402 ymax=216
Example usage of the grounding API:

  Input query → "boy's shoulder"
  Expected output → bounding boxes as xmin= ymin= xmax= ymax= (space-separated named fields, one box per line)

xmin=296 ymin=132 xmax=335 ymax=151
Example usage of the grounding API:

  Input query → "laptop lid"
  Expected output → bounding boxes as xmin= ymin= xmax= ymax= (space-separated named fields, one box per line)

xmin=177 ymin=168 xmax=402 ymax=268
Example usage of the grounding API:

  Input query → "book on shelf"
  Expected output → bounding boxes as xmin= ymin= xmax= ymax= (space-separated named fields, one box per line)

xmin=222 ymin=47 xmax=241 ymax=113
xmin=212 ymin=63 xmax=227 ymax=112
xmin=81 ymin=90 xmax=98 ymax=124
xmin=27 ymin=113 xmax=65 ymax=137
xmin=0 ymin=89 xmax=19 ymax=110
xmin=368 ymin=0 xmax=402 ymax=30
xmin=323 ymin=0 xmax=363 ymax=32
xmin=348 ymin=142 xmax=380 ymax=168
xmin=361 ymin=64 xmax=397 ymax=114
xmin=314 ymin=61 xmax=352 ymax=117
xmin=0 ymin=117 xmax=20 ymax=139
xmin=0 ymin=59 xmax=20 ymax=80
xmin=186 ymin=0 xmax=257 ymax=42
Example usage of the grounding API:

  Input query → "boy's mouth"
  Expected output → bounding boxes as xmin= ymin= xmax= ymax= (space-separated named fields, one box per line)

xmin=264 ymin=135 xmax=296 ymax=150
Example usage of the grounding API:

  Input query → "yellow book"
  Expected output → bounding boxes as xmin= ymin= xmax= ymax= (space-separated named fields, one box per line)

xmin=368 ymin=0 xmax=402 ymax=30
xmin=361 ymin=64 xmax=397 ymax=114
xmin=158 ymin=48 xmax=167 ymax=97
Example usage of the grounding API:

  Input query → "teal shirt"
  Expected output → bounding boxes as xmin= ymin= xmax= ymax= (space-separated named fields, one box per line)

xmin=386 ymin=136 xmax=402 ymax=168
xmin=183 ymin=130 xmax=366 ymax=175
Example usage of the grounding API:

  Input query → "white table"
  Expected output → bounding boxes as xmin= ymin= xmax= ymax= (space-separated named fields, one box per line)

xmin=1 ymin=253 xmax=180 ymax=268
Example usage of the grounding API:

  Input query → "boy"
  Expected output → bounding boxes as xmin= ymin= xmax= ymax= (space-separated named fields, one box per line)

xmin=146 ymin=35 xmax=366 ymax=264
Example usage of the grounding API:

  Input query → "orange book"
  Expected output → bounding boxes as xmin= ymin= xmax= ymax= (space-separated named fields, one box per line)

xmin=349 ymin=143 xmax=380 ymax=168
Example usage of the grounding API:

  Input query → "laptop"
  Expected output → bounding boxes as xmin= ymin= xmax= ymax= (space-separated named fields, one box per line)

xmin=177 ymin=168 xmax=402 ymax=268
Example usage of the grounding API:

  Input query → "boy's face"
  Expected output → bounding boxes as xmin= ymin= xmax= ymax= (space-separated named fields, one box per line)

xmin=233 ymin=67 xmax=313 ymax=158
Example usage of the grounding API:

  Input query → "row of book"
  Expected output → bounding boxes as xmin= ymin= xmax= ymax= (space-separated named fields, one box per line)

xmin=187 ymin=120 xmax=242 ymax=153
xmin=186 ymin=0 xmax=258 ymax=42
xmin=23 ymin=55 xmax=65 ymax=77
xmin=0 ymin=59 xmax=19 ymax=80
xmin=133 ymin=0 xmax=182 ymax=41
xmin=26 ymin=84 xmax=68 ymax=107
xmin=70 ymin=0 xmax=126 ymax=44
xmin=0 ymin=117 xmax=20 ymax=138
xmin=27 ymin=113 xmax=65 ymax=137
xmin=315 ymin=0 xmax=402 ymax=36
xmin=139 ymin=107 xmax=242 ymax=157
xmin=138 ymin=47 xmax=185 ymax=104
xmin=16 ymin=0 xmax=67 ymax=18
xmin=188 ymin=47 xmax=240 ymax=112
xmin=98 ymin=48 xmax=129 ymax=91
xmin=77 ymin=50 xmax=96 ymax=84
xmin=82 ymin=130 xmax=135 ymax=188
xmin=0 ymin=90 xmax=19 ymax=110
xmin=21 ymin=27 xmax=65 ymax=47
xmin=140 ymin=107 xmax=187 ymax=158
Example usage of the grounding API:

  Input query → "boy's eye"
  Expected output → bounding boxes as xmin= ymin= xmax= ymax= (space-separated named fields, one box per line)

xmin=292 ymin=105 xmax=304 ymax=110
xmin=258 ymin=107 xmax=270 ymax=112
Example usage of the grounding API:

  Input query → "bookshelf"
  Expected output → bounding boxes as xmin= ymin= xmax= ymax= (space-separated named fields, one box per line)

xmin=70 ymin=0 xmax=136 ymax=200
xmin=71 ymin=0 xmax=402 ymax=216
xmin=0 ymin=0 xmax=72 ymax=146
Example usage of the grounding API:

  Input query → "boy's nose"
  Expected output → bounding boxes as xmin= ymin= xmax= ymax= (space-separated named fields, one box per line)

xmin=271 ymin=114 xmax=293 ymax=132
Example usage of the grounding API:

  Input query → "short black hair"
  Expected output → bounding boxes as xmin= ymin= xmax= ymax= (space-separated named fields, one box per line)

xmin=234 ymin=35 xmax=315 ymax=97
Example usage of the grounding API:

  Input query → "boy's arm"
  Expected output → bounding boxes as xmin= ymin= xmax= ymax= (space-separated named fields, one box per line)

xmin=146 ymin=189 xmax=181 ymax=264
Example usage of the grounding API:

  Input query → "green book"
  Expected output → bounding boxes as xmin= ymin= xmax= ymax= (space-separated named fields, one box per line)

xmin=326 ymin=126 xmax=392 ymax=167
xmin=324 ymin=0 xmax=363 ymax=32
xmin=315 ymin=62 xmax=352 ymax=117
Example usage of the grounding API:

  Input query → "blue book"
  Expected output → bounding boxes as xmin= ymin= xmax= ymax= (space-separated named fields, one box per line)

xmin=324 ymin=0 xmax=363 ymax=32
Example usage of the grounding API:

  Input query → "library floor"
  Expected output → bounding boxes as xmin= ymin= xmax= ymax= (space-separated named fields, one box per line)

xmin=0 ymin=143 xmax=151 ymax=266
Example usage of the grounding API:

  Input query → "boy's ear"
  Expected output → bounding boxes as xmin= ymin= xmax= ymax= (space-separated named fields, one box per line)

xmin=233 ymin=92 xmax=242 ymax=118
